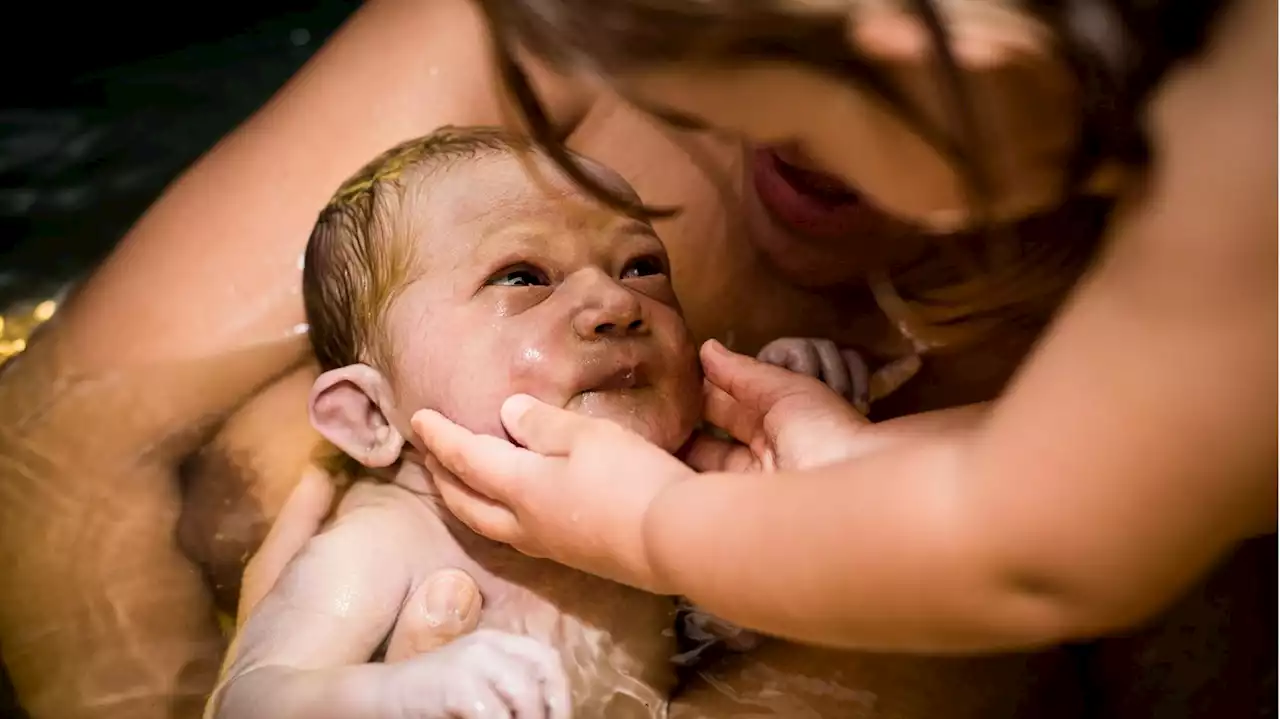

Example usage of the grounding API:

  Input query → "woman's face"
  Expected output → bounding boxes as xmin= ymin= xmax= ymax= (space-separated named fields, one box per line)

xmin=612 ymin=3 xmax=1083 ymax=241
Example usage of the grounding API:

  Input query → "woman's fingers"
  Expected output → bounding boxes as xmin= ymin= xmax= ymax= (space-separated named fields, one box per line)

xmin=434 ymin=471 xmax=524 ymax=544
xmin=701 ymin=339 xmax=821 ymax=413
xmin=384 ymin=568 xmax=483 ymax=662
xmin=499 ymin=393 xmax=601 ymax=456
xmin=683 ymin=432 xmax=745 ymax=473
xmin=701 ymin=379 xmax=765 ymax=444
xmin=412 ymin=409 xmax=537 ymax=501
xmin=238 ymin=466 xmax=335 ymax=625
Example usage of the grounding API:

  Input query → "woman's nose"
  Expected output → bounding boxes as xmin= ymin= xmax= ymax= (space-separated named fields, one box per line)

xmin=570 ymin=275 xmax=647 ymax=340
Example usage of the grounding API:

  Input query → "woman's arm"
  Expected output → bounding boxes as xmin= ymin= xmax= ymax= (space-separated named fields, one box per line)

xmin=643 ymin=0 xmax=1276 ymax=653
xmin=0 ymin=1 xmax=595 ymax=716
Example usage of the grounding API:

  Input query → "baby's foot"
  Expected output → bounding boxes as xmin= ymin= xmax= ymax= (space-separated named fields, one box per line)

xmin=388 ymin=629 xmax=571 ymax=718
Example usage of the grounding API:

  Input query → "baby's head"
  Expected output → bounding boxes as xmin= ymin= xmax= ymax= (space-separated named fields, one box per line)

xmin=303 ymin=127 xmax=702 ymax=472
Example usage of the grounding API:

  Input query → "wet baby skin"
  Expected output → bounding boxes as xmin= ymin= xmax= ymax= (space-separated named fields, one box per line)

xmin=209 ymin=151 xmax=708 ymax=719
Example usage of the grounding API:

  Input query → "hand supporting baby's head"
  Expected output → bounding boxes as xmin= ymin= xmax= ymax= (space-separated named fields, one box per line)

xmin=301 ymin=127 xmax=703 ymax=471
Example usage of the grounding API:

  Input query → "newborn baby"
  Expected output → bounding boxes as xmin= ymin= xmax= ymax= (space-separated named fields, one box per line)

xmin=209 ymin=127 xmax=868 ymax=719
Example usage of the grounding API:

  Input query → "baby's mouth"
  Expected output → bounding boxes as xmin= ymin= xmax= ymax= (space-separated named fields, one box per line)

xmin=584 ymin=365 xmax=647 ymax=393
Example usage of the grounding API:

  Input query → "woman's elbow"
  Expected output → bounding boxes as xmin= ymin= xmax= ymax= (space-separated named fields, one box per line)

xmin=988 ymin=563 xmax=1191 ymax=647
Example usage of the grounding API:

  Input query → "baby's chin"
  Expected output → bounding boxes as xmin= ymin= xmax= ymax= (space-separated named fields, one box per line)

xmin=570 ymin=389 xmax=694 ymax=453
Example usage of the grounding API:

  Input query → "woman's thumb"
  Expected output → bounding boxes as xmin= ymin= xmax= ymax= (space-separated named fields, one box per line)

xmin=700 ymin=339 xmax=812 ymax=411
xmin=384 ymin=568 xmax=483 ymax=662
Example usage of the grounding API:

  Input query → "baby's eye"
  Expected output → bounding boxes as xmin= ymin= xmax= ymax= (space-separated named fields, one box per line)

xmin=621 ymin=255 xmax=667 ymax=279
xmin=488 ymin=264 xmax=550 ymax=287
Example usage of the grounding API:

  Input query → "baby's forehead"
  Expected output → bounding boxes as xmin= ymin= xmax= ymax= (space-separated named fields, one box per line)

xmin=406 ymin=153 xmax=638 ymax=252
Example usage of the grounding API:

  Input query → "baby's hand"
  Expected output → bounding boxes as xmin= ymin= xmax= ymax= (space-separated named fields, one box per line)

xmin=386 ymin=629 xmax=571 ymax=719
xmin=756 ymin=337 xmax=870 ymax=414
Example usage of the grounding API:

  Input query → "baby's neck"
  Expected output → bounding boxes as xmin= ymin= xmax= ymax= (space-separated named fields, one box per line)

xmin=385 ymin=449 xmax=441 ymax=500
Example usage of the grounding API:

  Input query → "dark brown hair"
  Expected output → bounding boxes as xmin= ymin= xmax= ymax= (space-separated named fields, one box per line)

xmin=473 ymin=0 xmax=1230 ymax=351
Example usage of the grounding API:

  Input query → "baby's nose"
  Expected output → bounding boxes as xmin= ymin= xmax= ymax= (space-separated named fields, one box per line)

xmin=571 ymin=276 xmax=647 ymax=340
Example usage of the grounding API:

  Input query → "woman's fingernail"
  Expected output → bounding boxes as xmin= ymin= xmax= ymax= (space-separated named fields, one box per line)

xmin=503 ymin=394 xmax=539 ymax=422
xmin=411 ymin=409 xmax=443 ymax=435
xmin=424 ymin=573 xmax=477 ymax=626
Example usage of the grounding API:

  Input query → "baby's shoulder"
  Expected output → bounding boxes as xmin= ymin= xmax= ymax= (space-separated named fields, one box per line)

xmin=328 ymin=478 xmax=444 ymax=537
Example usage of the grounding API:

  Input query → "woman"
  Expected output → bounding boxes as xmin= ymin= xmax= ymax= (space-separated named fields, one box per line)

xmin=413 ymin=0 xmax=1275 ymax=687
xmin=0 ymin=0 xmax=1269 ymax=716
xmin=210 ymin=0 xmax=1275 ymax=715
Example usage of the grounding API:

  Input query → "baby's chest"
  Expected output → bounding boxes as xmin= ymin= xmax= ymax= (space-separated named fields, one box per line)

xmin=454 ymin=539 xmax=679 ymax=716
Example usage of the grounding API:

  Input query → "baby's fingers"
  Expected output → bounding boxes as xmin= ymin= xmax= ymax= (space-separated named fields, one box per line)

xmin=490 ymin=636 xmax=572 ymax=719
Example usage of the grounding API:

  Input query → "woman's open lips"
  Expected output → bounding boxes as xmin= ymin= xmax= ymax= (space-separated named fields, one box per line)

xmin=751 ymin=146 xmax=886 ymax=242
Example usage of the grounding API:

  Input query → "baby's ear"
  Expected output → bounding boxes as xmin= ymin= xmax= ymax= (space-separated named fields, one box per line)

xmin=309 ymin=364 xmax=404 ymax=468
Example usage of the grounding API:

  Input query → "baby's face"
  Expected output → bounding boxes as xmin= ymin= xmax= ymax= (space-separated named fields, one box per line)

xmin=382 ymin=154 xmax=702 ymax=452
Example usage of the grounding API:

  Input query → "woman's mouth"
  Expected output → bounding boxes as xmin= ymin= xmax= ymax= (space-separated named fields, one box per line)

xmin=744 ymin=145 xmax=922 ymax=287
xmin=751 ymin=146 xmax=886 ymax=242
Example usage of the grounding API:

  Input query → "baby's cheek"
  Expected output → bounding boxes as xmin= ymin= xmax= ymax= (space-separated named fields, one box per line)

xmin=506 ymin=338 xmax=578 ymax=403
xmin=422 ymin=342 xmax=563 ymax=438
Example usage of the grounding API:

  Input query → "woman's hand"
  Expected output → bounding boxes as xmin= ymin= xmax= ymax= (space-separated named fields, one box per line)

xmin=238 ymin=470 xmax=483 ymax=660
xmin=411 ymin=396 xmax=694 ymax=594
xmin=686 ymin=340 xmax=871 ymax=474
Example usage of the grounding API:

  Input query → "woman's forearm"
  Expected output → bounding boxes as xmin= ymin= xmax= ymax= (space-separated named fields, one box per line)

xmin=0 ymin=462 xmax=224 ymax=719
xmin=0 ymin=343 xmax=227 ymax=719
xmin=643 ymin=430 xmax=1082 ymax=654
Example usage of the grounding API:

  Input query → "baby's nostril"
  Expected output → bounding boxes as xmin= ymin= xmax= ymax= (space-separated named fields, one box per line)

xmin=627 ymin=319 xmax=643 ymax=331
xmin=595 ymin=322 xmax=616 ymax=335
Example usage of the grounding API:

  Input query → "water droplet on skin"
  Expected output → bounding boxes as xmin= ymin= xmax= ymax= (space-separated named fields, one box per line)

xmin=297 ymin=253 xmax=306 ymax=271
xmin=290 ymin=322 xmax=310 ymax=337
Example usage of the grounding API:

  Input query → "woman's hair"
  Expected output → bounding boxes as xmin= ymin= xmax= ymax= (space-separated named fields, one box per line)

xmin=473 ymin=0 xmax=1230 ymax=353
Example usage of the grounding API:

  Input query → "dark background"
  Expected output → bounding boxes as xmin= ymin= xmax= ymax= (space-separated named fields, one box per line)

xmin=0 ymin=4 xmax=356 ymax=715
xmin=0 ymin=1 xmax=358 ymax=308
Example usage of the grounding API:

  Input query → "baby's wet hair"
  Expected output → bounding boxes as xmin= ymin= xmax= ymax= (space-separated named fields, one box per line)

xmin=302 ymin=126 xmax=541 ymax=375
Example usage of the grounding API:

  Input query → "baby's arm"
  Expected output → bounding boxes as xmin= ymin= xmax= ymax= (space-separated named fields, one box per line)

xmin=210 ymin=502 xmax=569 ymax=719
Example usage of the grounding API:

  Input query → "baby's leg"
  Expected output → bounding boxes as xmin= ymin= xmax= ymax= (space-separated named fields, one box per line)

xmin=178 ymin=363 xmax=320 ymax=612
xmin=670 ymin=642 xmax=1084 ymax=719
xmin=1086 ymin=537 xmax=1276 ymax=718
